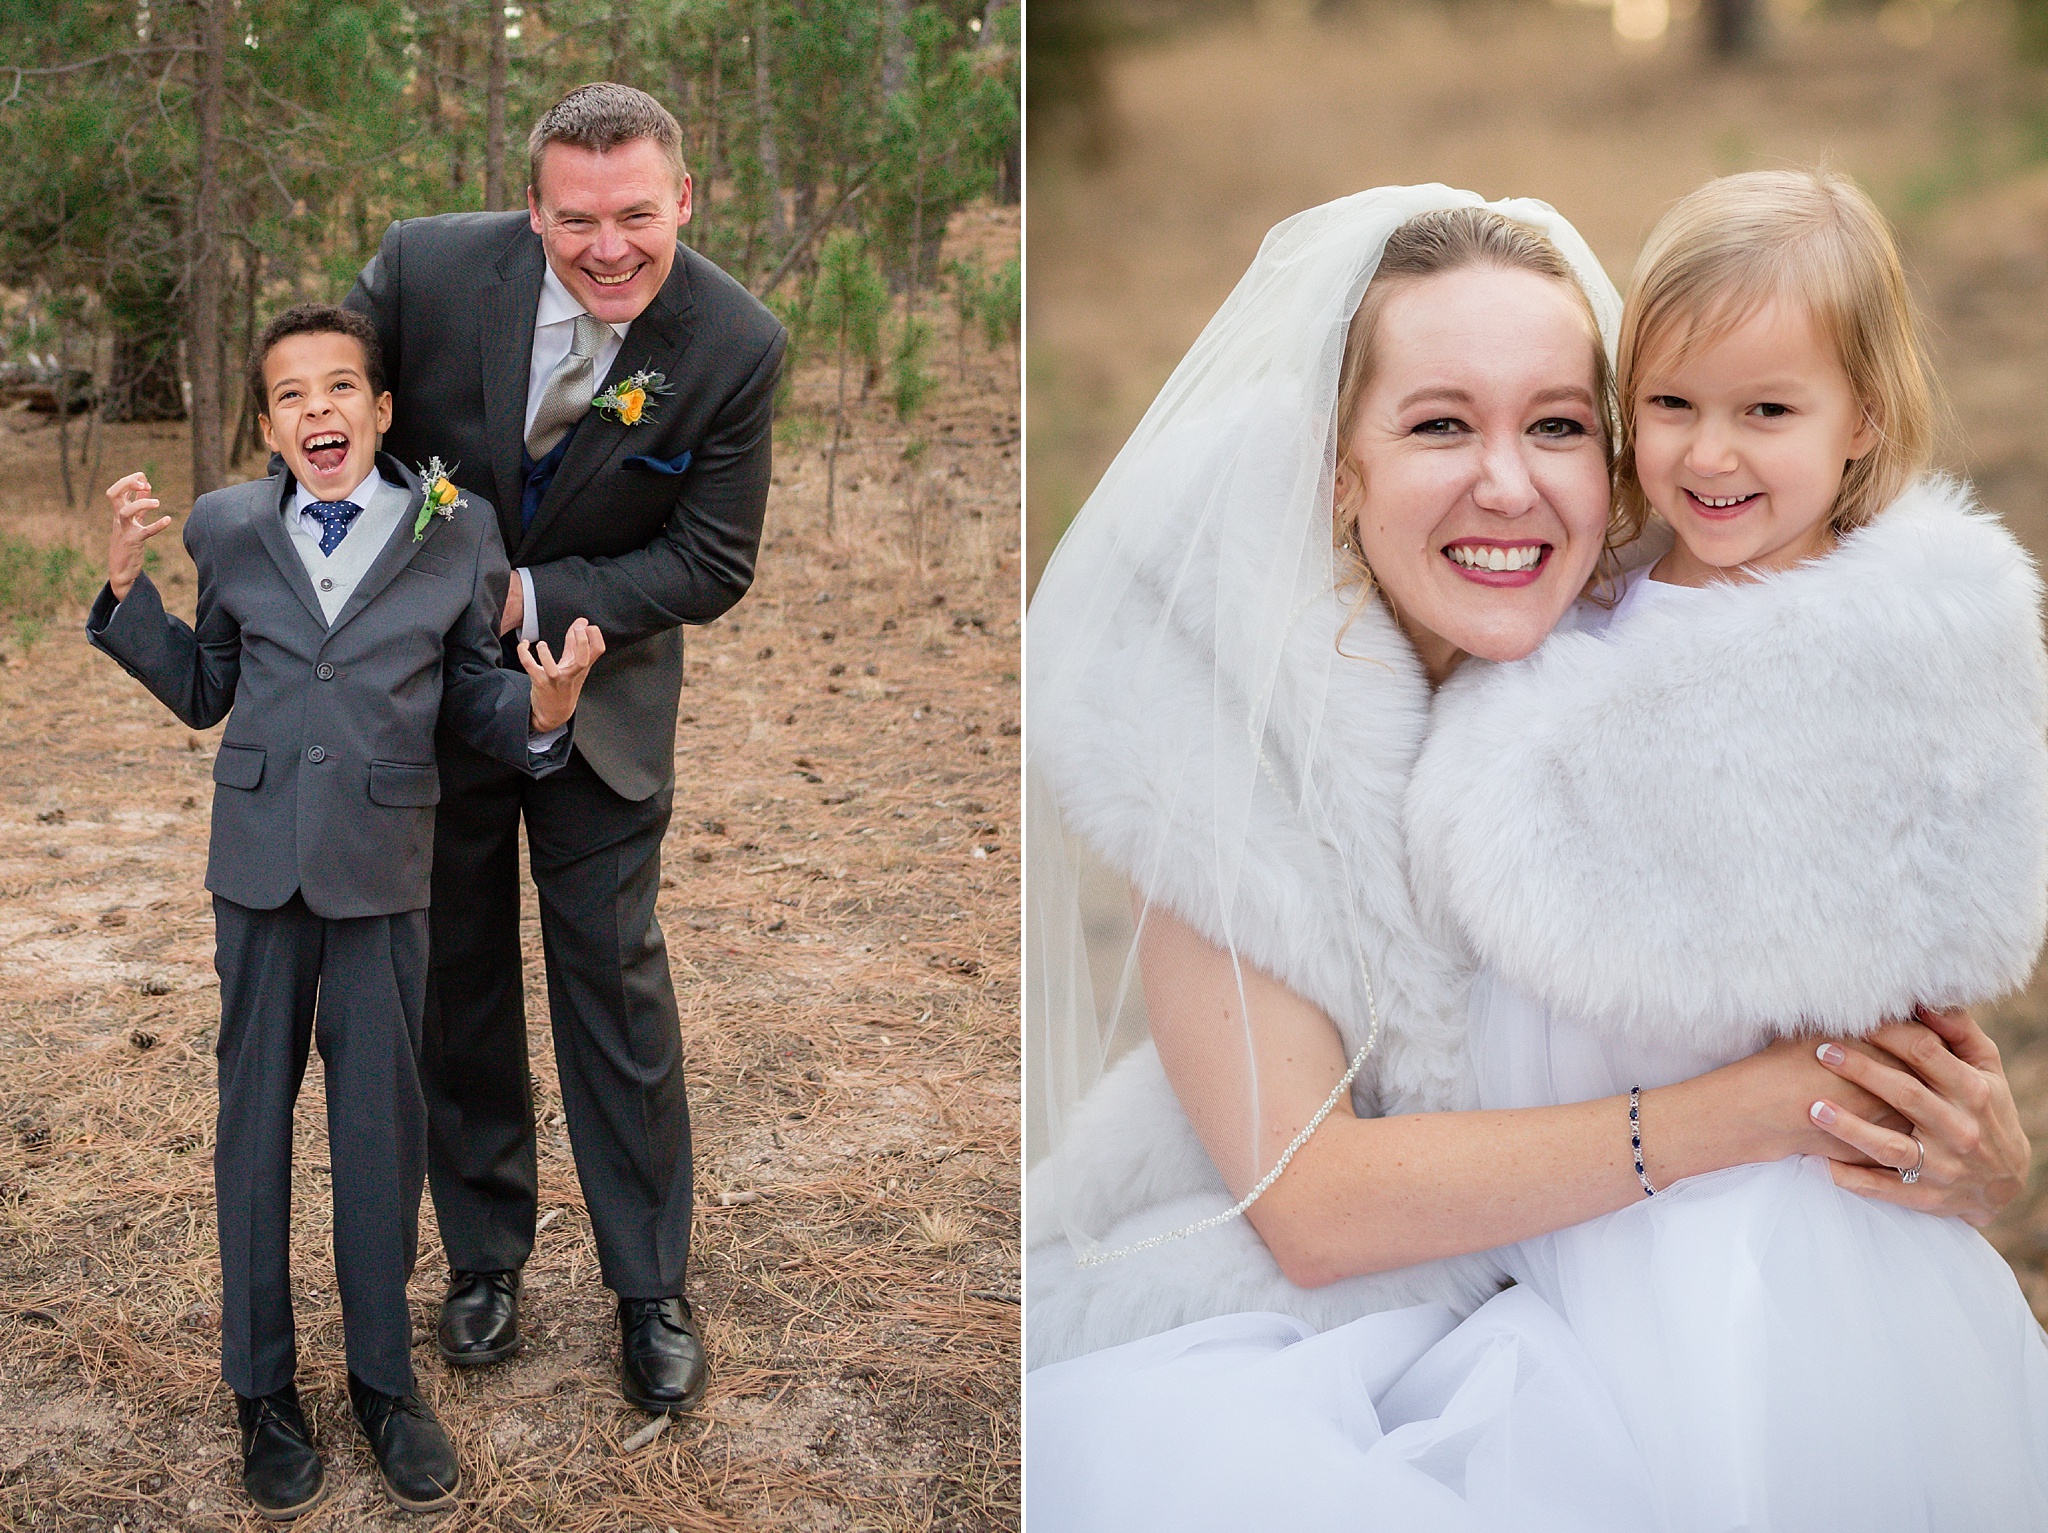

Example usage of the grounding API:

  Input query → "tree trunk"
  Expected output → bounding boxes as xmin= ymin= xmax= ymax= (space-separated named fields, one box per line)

xmin=826 ymin=315 xmax=849 ymax=538
xmin=882 ymin=0 xmax=909 ymax=95
xmin=188 ymin=0 xmax=229 ymax=497
xmin=753 ymin=0 xmax=787 ymax=245
xmin=1703 ymin=0 xmax=1769 ymax=57
xmin=485 ymin=2 xmax=509 ymax=209
xmin=449 ymin=28 xmax=470 ymax=195
xmin=609 ymin=0 xmax=632 ymax=81
xmin=54 ymin=297 xmax=76 ymax=509
xmin=231 ymin=244 xmax=264 ymax=464
xmin=53 ymin=195 xmax=75 ymax=507
xmin=1706 ymin=0 xmax=1763 ymax=57
xmin=987 ymin=0 xmax=1019 ymax=208
xmin=904 ymin=160 xmax=925 ymax=327
xmin=670 ymin=51 xmax=706 ymax=247
xmin=703 ymin=39 xmax=721 ymax=242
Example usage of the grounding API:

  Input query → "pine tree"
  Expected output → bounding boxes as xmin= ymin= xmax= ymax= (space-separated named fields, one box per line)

xmin=889 ymin=314 xmax=936 ymax=421
xmin=944 ymin=253 xmax=986 ymax=380
xmin=810 ymin=229 xmax=886 ymax=536
xmin=871 ymin=6 xmax=1011 ymax=321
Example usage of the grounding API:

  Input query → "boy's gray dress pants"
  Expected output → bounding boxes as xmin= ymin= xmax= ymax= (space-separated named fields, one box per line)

xmin=212 ymin=892 xmax=428 ymax=1399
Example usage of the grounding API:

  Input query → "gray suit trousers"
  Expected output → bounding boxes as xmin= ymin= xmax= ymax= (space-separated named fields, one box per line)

xmin=214 ymin=893 xmax=428 ymax=1399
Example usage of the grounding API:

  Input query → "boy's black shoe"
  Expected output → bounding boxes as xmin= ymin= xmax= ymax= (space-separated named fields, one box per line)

xmin=618 ymin=1295 xmax=709 ymax=1413
xmin=235 ymin=1384 xmax=327 ymax=1521
xmin=347 ymin=1374 xmax=460 ymax=1512
xmin=437 ymin=1269 xmax=522 ymax=1366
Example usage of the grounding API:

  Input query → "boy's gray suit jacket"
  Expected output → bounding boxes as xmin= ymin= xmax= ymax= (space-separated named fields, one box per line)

xmin=86 ymin=455 xmax=567 ymax=919
xmin=345 ymin=211 xmax=787 ymax=802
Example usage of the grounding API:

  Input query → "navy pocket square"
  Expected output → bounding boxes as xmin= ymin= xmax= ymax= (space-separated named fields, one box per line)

xmin=623 ymin=449 xmax=693 ymax=476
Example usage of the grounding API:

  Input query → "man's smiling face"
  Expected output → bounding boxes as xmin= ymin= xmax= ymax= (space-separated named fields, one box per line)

xmin=528 ymin=138 xmax=693 ymax=326
xmin=258 ymin=330 xmax=392 ymax=499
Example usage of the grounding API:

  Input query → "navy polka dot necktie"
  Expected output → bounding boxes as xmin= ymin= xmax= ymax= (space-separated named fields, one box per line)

xmin=306 ymin=500 xmax=363 ymax=556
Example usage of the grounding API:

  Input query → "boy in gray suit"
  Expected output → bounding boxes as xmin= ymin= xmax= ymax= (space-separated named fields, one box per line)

xmin=87 ymin=304 xmax=603 ymax=1519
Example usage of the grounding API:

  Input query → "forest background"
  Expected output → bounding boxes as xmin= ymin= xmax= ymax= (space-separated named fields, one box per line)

xmin=0 ymin=0 xmax=1017 ymax=505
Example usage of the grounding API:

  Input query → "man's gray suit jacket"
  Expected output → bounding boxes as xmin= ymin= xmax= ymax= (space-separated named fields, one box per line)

xmin=87 ymin=455 xmax=566 ymax=918
xmin=346 ymin=212 xmax=788 ymax=802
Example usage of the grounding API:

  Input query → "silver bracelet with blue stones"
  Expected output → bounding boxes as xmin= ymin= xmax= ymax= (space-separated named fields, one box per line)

xmin=1629 ymin=1085 xmax=1658 ymax=1198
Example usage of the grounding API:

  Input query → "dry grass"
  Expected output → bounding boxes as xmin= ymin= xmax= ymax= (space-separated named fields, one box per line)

xmin=0 ymin=203 xmax=1019 ymax=1532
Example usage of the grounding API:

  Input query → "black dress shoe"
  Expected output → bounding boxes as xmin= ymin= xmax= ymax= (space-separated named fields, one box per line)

xmin=347 ymin=1373 xmax=460 ymax=1512
xmin=437 ymin=1268 xmax=522 ymax=1366
xmin=618 ymin=1295 xmax=709 ymax=1413
xmin=236 ymin=1383 xmax=327 ymax=1521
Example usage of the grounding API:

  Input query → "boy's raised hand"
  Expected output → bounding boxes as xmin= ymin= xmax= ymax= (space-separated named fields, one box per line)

xmin=105 ymin=472 xmax=173 ymax=602
xmin=519 ymin=617 xmax=606 ymax=734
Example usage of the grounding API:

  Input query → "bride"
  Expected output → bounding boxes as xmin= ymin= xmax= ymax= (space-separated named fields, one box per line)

xmin=1024 ymin=185 xmax=2041 ymax=1526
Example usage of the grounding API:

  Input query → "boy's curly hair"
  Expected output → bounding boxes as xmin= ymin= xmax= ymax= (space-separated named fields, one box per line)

xmin=247 ymin=303 xmax=387 ymax=420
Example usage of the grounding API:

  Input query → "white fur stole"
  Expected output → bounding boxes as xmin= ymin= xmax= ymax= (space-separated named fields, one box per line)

xmin=1028 ymin=561 xmax=1506 ymax=1370
xmin=1407 ymin=478 xmax=2048 ymax=1053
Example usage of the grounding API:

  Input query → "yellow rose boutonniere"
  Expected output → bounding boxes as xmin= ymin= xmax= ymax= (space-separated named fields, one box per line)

xmin=592 ymin=369 xmax=674 ymax=428
xmin=412 ymin=457 xmax=468 ymax=542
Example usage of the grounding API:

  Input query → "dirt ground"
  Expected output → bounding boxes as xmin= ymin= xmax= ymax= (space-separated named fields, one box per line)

xmin=0 ymin=204 xmax=1019 ymax=1531
xmin=1028 ymin=4 xmax=2048 ymax=1315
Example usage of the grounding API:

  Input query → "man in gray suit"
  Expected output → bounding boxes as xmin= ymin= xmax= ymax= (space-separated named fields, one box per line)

xmin=346 ymin=83 xmax=786 ymax=1412
xmin=87 ymin=305 xmax=602 ymax=1517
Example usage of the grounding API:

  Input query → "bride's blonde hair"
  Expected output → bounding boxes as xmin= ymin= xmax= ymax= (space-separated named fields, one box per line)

xmin=1332 ymin=207 xmax=1620 ymax=592
xmin=1614 ymin=169 xmax=1937 ymax=547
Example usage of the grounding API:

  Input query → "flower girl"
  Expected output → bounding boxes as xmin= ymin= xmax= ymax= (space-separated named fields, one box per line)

xmin=1407 ymin=168 xmax=2048 ymax=1530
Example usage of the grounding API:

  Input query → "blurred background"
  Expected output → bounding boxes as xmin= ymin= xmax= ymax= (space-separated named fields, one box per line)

xmin=1027 ymin=0 xmax=2048 ymax=581
xmin=1026 ymin=0 xmax=2048 ymax=1319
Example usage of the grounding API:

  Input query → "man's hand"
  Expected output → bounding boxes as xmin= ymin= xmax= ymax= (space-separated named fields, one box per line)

xmin=105 ymin=472 xmax=173 ymax=602
xmin=499 ymin=571 xmax=525 ymax=636
xmin=520 ymin=617 xmax=605 ymax=733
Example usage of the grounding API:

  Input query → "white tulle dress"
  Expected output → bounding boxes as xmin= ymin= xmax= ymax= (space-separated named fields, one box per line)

xmin=1027 ymin=573 xmax=2048 ymax=1532
xmin=1026 ymin=963 xmax=2048 ymax=1532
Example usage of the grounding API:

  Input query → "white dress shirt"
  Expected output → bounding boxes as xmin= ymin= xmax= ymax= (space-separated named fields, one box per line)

xmin=514 ymin=264 xmax=632 ymax=645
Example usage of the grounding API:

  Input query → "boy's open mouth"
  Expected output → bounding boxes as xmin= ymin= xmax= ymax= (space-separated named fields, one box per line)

xmin=1443 ymin=539 xmax=1549 ymax=587
xmin=301 ymin=432 xmax=350 ymax=476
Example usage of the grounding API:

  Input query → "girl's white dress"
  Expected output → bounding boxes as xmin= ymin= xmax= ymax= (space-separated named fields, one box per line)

xmin=1029 ymin=967 xmax=2048 ymax=1531
xmin=1027 ymin=490 xmax=2048 ymax=1532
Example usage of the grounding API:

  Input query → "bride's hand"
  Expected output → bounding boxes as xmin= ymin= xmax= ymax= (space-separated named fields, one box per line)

xmin=1808 ymin=1005 xmax=2029 ymax=1227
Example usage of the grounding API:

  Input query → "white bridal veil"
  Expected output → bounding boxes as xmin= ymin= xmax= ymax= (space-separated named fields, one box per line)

xmin=1025 ymin=184 xmax=1623 ymax=1257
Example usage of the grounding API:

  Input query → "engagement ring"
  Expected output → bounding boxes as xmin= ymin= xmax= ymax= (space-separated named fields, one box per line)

xmin=1898 ymin=1133 xmax=1926 ymax=1185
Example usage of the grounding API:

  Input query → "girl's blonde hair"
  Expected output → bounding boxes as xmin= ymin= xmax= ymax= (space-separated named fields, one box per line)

xmin=1333 ymin=207 xmax=1620 ymax=587
xmin=1614 ymin=168 xmax=1935 ymax=547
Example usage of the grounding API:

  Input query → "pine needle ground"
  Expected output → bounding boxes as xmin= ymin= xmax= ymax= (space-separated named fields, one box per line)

xmin=0 ymin=204 xmax=1019 ymax=1532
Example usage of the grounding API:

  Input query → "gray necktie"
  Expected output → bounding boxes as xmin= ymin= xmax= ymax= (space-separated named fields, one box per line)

xmin=526 ymin=312 xmax=611 ymax=459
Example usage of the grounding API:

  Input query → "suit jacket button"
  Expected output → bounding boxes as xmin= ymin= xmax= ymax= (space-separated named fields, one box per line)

xmin=316 ymin=663 xmax=335 ymax=680
xmin=306 ymin=746 xmax=327 ymax=764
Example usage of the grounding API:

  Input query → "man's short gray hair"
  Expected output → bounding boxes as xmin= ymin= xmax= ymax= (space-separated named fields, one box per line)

xmin=527 ymin=82 xmax=687 ymax=198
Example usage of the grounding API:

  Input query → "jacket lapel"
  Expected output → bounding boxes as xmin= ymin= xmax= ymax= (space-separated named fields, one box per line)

xmin=482 ymin=228 xmax=546 ymax=555
xmin=323 ymin=456 xmax=430 ymax=642
xmin=514 ymin=248 xmax=697 ymax=561
xmin=251 ymin=472 xmax=331 ymax=630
